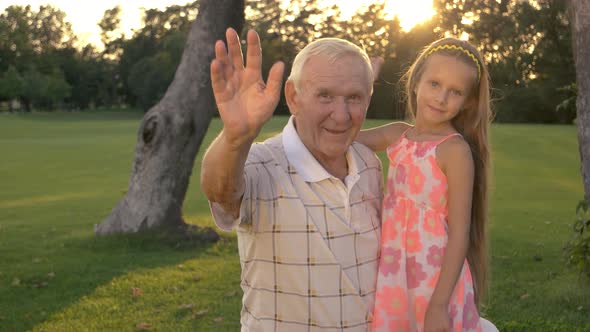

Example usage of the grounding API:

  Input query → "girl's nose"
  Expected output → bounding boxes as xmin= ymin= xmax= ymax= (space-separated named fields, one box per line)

xmin=435 ymin=90 xmax=448 ymax=105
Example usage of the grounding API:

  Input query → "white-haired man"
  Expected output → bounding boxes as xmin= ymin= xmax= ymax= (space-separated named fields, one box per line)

xmin=201 ymin=28 xmax=382 ymax=331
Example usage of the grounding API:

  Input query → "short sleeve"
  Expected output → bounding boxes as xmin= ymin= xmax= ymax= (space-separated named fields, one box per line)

xmin=208 ymin=173 xmax=253 ymax=231
xmin=207 ymin=143 xmax=271 ymax=231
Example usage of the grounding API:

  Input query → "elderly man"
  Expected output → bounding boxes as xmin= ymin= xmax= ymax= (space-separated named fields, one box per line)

xmin=201 ymin=28 xmax=382 ymax=331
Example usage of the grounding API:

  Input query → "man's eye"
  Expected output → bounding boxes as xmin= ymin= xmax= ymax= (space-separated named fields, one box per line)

xmin=348 ymin=95 xmax=361 ymax=103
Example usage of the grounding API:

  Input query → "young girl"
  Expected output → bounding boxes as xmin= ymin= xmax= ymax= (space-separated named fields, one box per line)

xmin=358 ymin=38 xmax=492 ymax=331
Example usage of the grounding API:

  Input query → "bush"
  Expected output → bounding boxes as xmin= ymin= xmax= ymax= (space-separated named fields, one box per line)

xmin=564 ymin=200 xmax=590 ymax=279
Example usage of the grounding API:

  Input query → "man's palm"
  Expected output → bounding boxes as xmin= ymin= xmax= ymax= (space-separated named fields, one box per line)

xmin=211 ymin=29 xmax=284 ymax=147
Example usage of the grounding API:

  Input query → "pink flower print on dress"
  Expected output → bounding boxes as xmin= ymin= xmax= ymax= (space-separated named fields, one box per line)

xmin=449 ymin=304 xmax=458 ymax=330
xmin=372 ymin=308 xmax=385 ymax=329
xmin=379 ymin=247 xmax=401 ymax=277
xmin=392 ymin=198 xmax=417 ymax=224
xmin=405 ymin=229 xmax=423 ymax=253
xmin=428 ymin=183 xmax=447 ymax=211
xmin=388 ymin=318 xmax=411 ymax=332
xmin=383 ymin=178 xmax=397 ymax=209
xmin=414 ymin=143 xmax=430 ymax=158
xmin=423 ymin=210 xmax=446 ymax=236
xmin=381 ymin=221 xmax=398 ymax=245
xmin=427 ymin=270 xmax=440 ymax=288
xmin=414 ymin=295 xmax=429 ymax=326
xmin=426 ymin=244 xmax=444 ymax=268
xmin=406 ymin=256 xmax=427 ymax=289
xmin=428 ymin=156 xmax=446 ymax=182
xmin=407 ymin=163 xmax=426 ymax=194
xmin=462 ymin=292 xmax=480 ymax=329
xmin=395 ymin=164 xmax=407 ymax=185
xmin=376 ymin=285 xmax=409 ymax=316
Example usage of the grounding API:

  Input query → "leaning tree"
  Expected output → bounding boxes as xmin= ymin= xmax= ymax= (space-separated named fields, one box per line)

xmin=570 ymin=0 xmax=590 ymax=203
xmin=95 ymin=0 xmax=245 ymax=235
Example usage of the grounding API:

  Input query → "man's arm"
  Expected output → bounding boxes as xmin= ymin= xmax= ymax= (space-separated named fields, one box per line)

xmin=200 ymin=28 xmax=284 ymax=217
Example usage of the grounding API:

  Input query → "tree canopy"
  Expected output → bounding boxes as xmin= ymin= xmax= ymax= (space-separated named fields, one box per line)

xmin=0 ymin=0 xmax=576 ymax=123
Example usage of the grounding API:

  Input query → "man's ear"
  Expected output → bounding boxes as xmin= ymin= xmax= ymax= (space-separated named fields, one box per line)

xmin=285 ymin=80 xmax=298 ymax=116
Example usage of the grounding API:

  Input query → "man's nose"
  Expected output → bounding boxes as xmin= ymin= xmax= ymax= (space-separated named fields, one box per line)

xmin=330 ymin=97 xmax=350 ymax=121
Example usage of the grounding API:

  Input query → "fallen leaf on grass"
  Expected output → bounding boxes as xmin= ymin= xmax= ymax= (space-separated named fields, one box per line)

xmin=192 ymin=275 xmax=202 ymax=282
xmin=191 ymin=309 xmax=209 ymax=320
xmin=178 ymin=303 xmax=194 ymax=310
xmin=32 ymin=281 xmax=49 ymax=288
xmin=578 ymin=306 xmax=583 ymax=311
xmin=32 ymin=257 xmax=42 ymax=263
xmin=136 ymin=322 xmax=152 ymax=330
xmin=224 ymin=290 xmax=238 ymax=297
xmin=131 ymin=287 xmax=143 ymax=299
xmin=213 ymin=316 xmax=224 ymax=324
xmin=11 ymin=278 xmax=21 ymax=287
xmin=520 ymin=293 xmax=530 ymax=300
xmin=46 ymin=272 xmax=55 ymax=279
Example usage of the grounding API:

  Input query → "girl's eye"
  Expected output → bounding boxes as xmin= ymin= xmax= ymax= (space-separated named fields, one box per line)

xmin=430 ymin=81 xmax=439 ymax=87
xmin=451 ymin=89 xmax=462 ymax=96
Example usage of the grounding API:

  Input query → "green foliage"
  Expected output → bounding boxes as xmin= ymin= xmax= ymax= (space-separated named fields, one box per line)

xmin=126 ymin=31 xmax=186 ymax=111
xmin=564 ymin=200 xmax=590 ymax=280
xmin=555 ymin=83 xmax=577 ymax=124
xmin=0 ymin=1 xmax=578 ymax=120
xmin=19 ymin=66 xmax=71 ymax=111
xmin=0 ymin=65 xmax=24 ymax=101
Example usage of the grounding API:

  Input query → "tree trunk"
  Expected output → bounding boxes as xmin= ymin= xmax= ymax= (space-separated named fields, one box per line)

xmin=95 ymin=0 xmax=245 ymax=235
xmin=571 ymin=0 xmax=590 ymax=204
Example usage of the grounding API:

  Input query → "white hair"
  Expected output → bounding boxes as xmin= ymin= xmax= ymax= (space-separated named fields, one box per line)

xmin=288 ymin=38 xmax=373 ymax=93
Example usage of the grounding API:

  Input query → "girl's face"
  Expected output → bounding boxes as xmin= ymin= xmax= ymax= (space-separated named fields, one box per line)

xmin=414 ymin=54 xmax=478 ymax=128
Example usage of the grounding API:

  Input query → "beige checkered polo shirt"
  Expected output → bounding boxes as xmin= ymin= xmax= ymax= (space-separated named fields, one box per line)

xmin=211 ymin=123 xmax=383 ymax=331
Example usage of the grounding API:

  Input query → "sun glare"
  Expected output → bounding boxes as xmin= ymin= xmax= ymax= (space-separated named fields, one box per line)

xmin=329 ymin=0 xmax=435 ymax=31
xmin=2 ymin=0 xmax=435 ymax=49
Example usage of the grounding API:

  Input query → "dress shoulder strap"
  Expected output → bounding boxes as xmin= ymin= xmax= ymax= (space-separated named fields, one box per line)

xmin=435 ymin=132 xmax=463 ymax=145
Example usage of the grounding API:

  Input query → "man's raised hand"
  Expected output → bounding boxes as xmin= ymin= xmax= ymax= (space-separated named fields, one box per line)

xmin=211 ymin=28 xmax=284 ymax=148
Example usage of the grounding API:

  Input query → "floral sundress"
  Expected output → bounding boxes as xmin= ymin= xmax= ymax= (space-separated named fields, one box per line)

xmin=372 ymin=128 xmax=482 ymax=332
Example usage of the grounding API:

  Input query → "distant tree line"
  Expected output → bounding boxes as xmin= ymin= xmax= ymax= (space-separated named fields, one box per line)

xmin=0 ymin=0 xmax=575 ymax=123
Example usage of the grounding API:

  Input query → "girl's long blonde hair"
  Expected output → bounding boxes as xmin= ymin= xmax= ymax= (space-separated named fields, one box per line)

xmin=404 ymin=37 xmax=492 ymax=307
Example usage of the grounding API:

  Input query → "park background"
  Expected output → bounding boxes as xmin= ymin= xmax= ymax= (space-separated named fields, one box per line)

xmin=0 ymin=0 xmax=588 ymax=331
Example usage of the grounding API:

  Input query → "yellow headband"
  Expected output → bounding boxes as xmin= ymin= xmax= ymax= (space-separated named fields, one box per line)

xmin=425 ymin=44 xmax=481 ymax=81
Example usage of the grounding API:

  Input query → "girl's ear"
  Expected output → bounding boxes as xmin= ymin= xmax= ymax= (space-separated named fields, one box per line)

xmin=285 ymin=80 xmax=298 ymax=116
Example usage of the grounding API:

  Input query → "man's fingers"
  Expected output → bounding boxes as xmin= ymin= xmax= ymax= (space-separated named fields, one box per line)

xmin=211 ymin=59 xmax=229 ymax=104
xmin=265 ymin=61 xmax=285 ymax=98
xmin=226 ymin=28 xmax=244 ymax=71
xmin=245 ymin=29 xmax=262 ymax=72
xmin=215 ymin=40 xmax=233 ymax=82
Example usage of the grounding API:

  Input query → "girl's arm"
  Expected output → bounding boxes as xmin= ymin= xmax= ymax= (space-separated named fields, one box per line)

xmin=425 ymin=137 xmax=474 ymax=331
xmin=356 ymin=122 xmax=410 ymax=152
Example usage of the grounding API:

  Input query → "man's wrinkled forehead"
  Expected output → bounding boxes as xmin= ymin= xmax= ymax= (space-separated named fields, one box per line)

xmin=298 ymin=55 xmax=371 ymax=92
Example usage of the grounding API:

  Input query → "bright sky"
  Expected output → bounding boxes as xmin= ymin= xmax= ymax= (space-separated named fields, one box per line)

xmin=0 ymin=0 xmax=435 ymax=48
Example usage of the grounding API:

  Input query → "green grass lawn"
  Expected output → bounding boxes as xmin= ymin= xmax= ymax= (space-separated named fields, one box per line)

xmin=0 ymin=111 xmax=587 ymax=331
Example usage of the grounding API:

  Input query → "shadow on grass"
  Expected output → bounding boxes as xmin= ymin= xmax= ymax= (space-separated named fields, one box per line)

xmin=0 ymin=228 xmax=231 ymax=331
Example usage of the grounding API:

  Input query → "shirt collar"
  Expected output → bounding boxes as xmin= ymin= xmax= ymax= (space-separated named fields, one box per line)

xmin=282 ymin=116 xmax=359 ymax=183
